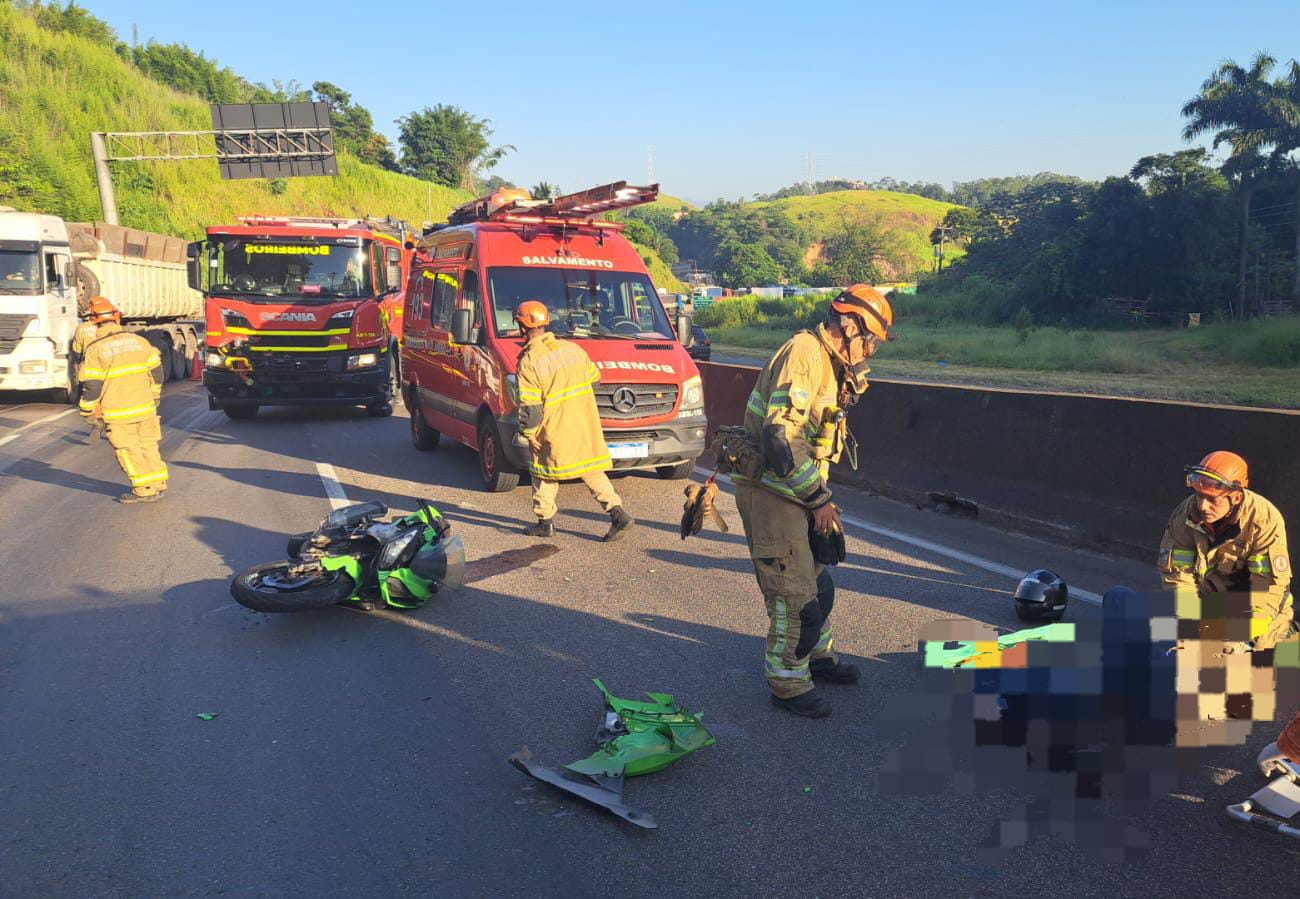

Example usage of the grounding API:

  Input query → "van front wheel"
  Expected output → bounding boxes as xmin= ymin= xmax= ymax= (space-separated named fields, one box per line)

xmin=477 ymin=418 xmax=522 ymax=492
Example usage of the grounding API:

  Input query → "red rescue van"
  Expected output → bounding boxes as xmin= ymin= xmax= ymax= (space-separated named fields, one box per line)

xmin=400 ymin=182 xmax=705 ymax=491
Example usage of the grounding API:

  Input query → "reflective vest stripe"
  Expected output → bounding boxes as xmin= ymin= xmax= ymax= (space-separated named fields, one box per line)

xmin=1170 ymin=549 xmax=1196 ymax=570
xmin=103 ymin=403 xmax=157 ymax=420
xmin=529 ymin=453 xmax=612 ymax=478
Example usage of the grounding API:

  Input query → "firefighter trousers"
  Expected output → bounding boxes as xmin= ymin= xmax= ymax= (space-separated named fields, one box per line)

xmin=106 ymin=416 xmax=168 ymax=496
xmin=735 ymin=481 xmax=837 ymax=699
xmin=531 ymin=471 xmax=622 ymax=521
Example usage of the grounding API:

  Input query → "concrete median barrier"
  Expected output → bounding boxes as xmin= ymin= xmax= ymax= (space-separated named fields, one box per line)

xmin=699 ymin=361 xmax=1300 ymax=560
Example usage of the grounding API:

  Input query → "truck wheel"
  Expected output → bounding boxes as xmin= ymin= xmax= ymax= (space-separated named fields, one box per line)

xmin=656 ymin=460 xmax=695 ymax=480
xmin=169 ymin=334 xmax=188 ymax=381
xmin=54 ymin=357 xmax=81 ymax=405
xmin=224 ymin=405 xmax=259 ymax=420
xmin=408 ymin=394 xmax=440 ymax=451
xmin=73 ymin=262 xmax=100 ymax=314
xmin=367 ymin=402 xmax=393 ymax=418
xmin=477 ymin=418 xmax=521 ymax=492
xmin=388 ymin=349 xmax=402 ymax=405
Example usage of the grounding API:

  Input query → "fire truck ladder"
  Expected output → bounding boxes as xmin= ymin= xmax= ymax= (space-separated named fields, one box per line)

xmin=447 ymin=181 xmax=660 ymax=226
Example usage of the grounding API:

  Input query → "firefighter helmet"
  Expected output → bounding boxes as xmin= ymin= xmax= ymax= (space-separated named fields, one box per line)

xmin=1013 ymin=569 xmax=1068 ymax=622
xmin=88 ymin=296 xmax=120 ymax=324
xmin=1185 ymin=451 xmax=1249 ymax=497
xmin=831 ymin=284 xmax=893 ymax=341
xmin=514 ymin=300 xmax=551 ymax=329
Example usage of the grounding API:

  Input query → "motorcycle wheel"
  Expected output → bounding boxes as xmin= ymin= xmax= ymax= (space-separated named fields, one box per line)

xmin=230 ymin=560 xmax=357 ymax=613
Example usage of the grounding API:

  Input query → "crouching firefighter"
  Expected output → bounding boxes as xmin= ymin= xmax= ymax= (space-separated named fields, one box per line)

xmin=78 ymin=296 xmax=169 ymax=504
xmin=1159 ymin=451 xmax=1293 ymax=655
xmin=728 ymin=284 xmax=893 ymax=718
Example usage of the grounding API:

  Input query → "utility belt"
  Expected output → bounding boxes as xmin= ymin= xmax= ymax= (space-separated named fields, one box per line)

xmin=709 ymin=425 xmax=845 ymax=566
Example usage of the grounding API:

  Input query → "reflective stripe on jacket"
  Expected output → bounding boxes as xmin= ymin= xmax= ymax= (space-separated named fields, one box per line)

xmin=78 ymin=324 xmax=164 ymax=424
xmin=1157 ymin=490 xmax=1291 ymax=601
xmin=515 ymin=332 xmax=610 ymax=479
xmin=734 ymin=328 xmax=840 ymax=508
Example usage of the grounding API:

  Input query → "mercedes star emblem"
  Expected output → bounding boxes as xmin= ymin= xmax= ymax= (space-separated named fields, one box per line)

xmin=611 ymin=386 xmax=637 ymax=413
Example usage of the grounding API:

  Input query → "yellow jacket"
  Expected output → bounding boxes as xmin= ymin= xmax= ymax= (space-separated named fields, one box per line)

xmin=516 ymin=332 xmax=609 ymax=480
xmin=1158 ymin=490 xmax=1291 ymax=599
xmin=71 ymin=320 xmax=99 ymax=360
xmin=737 ymin=326 xmax=845 ymax=509
xmin=78 ymin=324 xmax=163 ymax=424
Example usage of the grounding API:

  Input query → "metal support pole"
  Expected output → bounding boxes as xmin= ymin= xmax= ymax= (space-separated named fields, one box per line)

xmin=90 ymin=132 xmax=119 ymax=225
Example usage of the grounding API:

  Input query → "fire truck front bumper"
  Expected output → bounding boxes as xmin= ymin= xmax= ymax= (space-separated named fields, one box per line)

xmin=204 ymin=350 xmax=391 ymax=408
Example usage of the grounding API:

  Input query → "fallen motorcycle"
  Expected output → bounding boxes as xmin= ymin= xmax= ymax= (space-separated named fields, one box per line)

xmin=230 ymin=498 xmax=464 ymax=613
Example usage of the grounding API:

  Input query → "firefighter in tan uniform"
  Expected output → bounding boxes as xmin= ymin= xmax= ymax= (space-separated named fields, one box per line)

xmin=78 ymin=296 xmax=169 ymax=504
xmin=734 ymin=285 xmax=894 ymax=718
xmin=513 ymin=301 xmax=635 ymax=542
xmin=1159 ymin=451 xmax=1293 ymax=653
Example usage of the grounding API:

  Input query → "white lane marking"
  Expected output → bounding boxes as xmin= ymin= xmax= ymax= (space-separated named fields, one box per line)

xmin=315 ymin=461 xmax=350 ymax=510
xmin=0 ymin=407 xmax=78 ymax=448
xmin=694 ymin=467 xmax=1104 ymax=606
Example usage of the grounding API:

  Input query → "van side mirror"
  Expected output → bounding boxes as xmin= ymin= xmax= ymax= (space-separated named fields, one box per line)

xmin=451 ymin=308 xmax=473 ymax=344
xmin=676 ymin=313 xmax=693 ymax=346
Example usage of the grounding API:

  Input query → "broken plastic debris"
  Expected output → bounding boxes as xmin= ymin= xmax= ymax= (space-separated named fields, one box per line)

xmin=509 ymin=678 xmax=716 ymax=829
xmin=195 ymin=712 xmax=218 ymax=721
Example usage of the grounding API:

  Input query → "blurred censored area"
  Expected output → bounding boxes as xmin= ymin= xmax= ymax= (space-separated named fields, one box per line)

xmin=877 ymin=588 xmax=1300 ymax=863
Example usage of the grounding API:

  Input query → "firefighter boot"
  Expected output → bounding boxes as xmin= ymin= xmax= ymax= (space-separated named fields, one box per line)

xmin=602 ymin=506 xmax=634 ymax=542
xmin=810 ymin=657 xmax=860 ymax=684
xmin=119 ymin=492 xmax=162 ymax=505
xmin=525 ymin=518 xmax=555 ymax=538
xmin=770 ymin=688 xmax=831 ymax=719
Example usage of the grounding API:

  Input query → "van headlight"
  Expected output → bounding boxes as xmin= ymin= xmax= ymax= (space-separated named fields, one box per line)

xmin=678 ymin=375 xmax=704 ymax=418
xmin=346 ymin=352 xmax=379 ymax=370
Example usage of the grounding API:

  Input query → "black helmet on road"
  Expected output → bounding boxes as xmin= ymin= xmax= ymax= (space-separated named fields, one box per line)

xmin=1013 ymin=569 xmax=1068 ymax=622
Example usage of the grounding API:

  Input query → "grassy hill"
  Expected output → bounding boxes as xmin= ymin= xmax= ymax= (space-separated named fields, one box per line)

xmin=650 ymin=192 xmax=696 ymax=213
xmin=753 ymin=189 xmax=964 ymax=275
xmin=0 ymin=5 xmax=685 ymax=292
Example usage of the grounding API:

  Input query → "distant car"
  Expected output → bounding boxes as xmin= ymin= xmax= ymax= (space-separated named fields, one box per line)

xmin=687 ymin=325 xmax=711 ymax=361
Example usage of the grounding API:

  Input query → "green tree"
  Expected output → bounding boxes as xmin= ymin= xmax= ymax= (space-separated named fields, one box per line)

xmin=311 ymin=81 xmax=397 ymax=171
xmin=811 ymin=214 xmax=906 ymax=287
xmin=530 ymin=181 xmax=558 ymax=199
xmin=248 ymin=79 xmax=311 ymax=103
xmin=131 ymin=41 xmax=248 ymax=103
xmin=716 ymin=242 xmax=782 ymax=288
xmin=397 ymin=104 xmax=513 ymax=190
xmin=26 ymin=1 xmax=122 ymax=50
xmin=1272 ymin=60 xmax=1300 ymax=302
xmin=1182 ymin=52 xmax=1287 ymax=318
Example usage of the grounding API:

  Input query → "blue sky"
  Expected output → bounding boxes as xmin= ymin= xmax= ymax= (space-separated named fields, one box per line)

xmin=87 ymin=0 xmax=1300 ymax=204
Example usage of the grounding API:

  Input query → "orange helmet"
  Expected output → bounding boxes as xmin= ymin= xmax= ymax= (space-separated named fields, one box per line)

xmin=831 ymin=284 xmax=893 ymax=341
xmin=1185 ymin=450 xmax=1249 ymax=497
xmin=514 ymin=300 xmax=551 ymax=329
xmin=88 ymin=296 xmax=120 ymax=324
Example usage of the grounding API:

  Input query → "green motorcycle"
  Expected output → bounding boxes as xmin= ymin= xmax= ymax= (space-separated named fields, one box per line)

xmin=231 ymin=498 xmax=465 ymax=613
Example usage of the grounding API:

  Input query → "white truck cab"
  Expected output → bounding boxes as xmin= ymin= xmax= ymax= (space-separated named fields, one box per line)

xmin=0 ymin=208 xmax=78 ymax=400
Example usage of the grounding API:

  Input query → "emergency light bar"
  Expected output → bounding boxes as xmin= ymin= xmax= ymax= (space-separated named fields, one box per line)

xmin=234 ymin=215 xmax=411 ymax=240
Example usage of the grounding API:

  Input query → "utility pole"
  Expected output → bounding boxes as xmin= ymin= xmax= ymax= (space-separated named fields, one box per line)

xmin=807 ymin=151 xmax=815 ymax=195
xmin=934 ymin=223 xmax=952 ymax=273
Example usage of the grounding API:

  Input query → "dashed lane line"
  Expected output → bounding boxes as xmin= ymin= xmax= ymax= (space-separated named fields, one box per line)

xmin=315 ymin=461 xmax=350 ymax=510
xmin=694 ymin=466 xmax=1104 ymax=606
xmin=0 ymin=407 xmax=78 ymax=449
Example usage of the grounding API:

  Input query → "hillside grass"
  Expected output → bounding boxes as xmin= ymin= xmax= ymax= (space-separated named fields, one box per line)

xmin=650 ymin=192 xmax=695 ymax=212
xmin=706 ymin=317 xmax=1300 ymax=409
xmin=752 ymin=189 xmax=966 ymax=272
xmin=0 ymin=3 xmax=685 ymax=287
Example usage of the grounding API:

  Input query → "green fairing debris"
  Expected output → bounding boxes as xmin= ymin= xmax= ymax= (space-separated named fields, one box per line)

xmin=509 ymin=678 xmax=716 ymax=829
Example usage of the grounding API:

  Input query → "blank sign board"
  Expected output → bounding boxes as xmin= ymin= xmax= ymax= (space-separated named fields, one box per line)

xmin=209 ymin=102 xmax=337 ymax=180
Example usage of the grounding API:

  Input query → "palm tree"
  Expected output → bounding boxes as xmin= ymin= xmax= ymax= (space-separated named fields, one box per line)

xmin=1182 ymin=53 xmax=1282 ymax=319
xmin=530 ymin=182 xmax=558 ymax=200
xmin=1274 ymin=59 xmax=1300 ymax=304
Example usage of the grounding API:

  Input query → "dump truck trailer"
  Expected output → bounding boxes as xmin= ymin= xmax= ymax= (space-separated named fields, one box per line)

xmin=0 ymin=207 xmax=203 ymax=402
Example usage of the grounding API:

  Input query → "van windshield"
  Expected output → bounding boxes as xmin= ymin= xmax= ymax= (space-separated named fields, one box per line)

xmin=0 ymin=250 xmax=42 ymax=295
xmin=486 ymin=267 xmax=673 ymax=339
xmin=210 ymin=238 xmax=371 ymax=303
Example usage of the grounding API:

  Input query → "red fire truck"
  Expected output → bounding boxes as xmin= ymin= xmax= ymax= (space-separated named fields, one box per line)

xmin=400 ymin=182 xmax=705 ymax=491
xmin=187 ymin=215 xmax=411 ymax=419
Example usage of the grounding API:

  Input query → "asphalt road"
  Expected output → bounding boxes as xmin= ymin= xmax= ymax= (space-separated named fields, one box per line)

xmin=2 ymin=384 xmax=1297 ymax=897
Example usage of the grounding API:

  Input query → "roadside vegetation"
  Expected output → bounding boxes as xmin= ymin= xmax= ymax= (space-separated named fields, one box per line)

xmin=0 ymin=2 xmax=683 ymax=285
